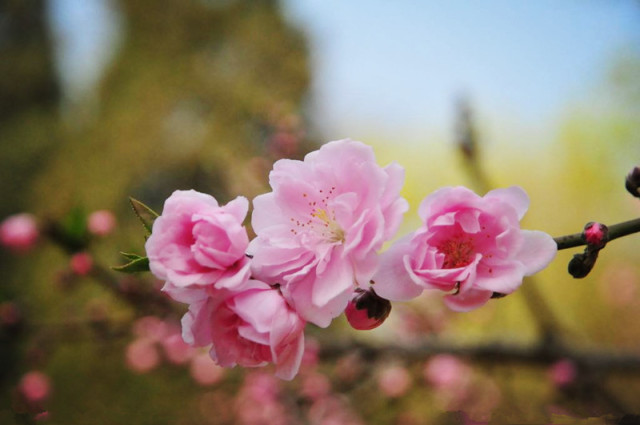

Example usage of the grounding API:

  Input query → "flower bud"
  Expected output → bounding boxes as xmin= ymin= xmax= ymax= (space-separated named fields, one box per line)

xmin=568 ymin=251 xmax=598 ymax=279
xmin=625 ymin=166 xmax=640 ymax=199
xmin=583 ymin=222 xmax=608 ymax=249
xmin=345 ymin=289 xmax=392 ymax=330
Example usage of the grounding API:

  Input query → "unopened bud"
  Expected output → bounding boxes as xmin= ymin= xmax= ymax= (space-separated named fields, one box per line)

xmin=568 ymin=251 xmax=598 ymax=279
xmin=583 ymin=222 xmax=608 ymax=248
xmin=345 ymin=289 xmax=392 ymax=330
xmin=625 ymin=166 xmax=640 ymax=199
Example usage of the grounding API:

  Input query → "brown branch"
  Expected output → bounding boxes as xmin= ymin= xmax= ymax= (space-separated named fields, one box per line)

xmin=554 ymin=217 xmax=640 ymax=250
xmin=318 ymin=337 xmax=640 ymax=373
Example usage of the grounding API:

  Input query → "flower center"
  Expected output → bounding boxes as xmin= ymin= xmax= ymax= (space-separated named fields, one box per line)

xmin=437 ymin=236 xmax=475 ymax=269
xmin=311 ymin=208 xmax=345 ymax=243
xmin=289 ymin=187 xmax=345 ymax=243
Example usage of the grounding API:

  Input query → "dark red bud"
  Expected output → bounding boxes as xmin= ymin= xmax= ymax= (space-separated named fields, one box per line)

xmin=345 ymin=289 xmax=392 ymax=331
xmin=625 ymin=166 xmax=640 ymax=199
xmin=568 ymin=251 xmax=599 ymax=279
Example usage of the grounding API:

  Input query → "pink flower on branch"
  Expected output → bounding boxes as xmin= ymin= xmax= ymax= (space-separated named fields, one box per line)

xmin=145 ymin=190 xmax=251 ymax=301
xmin=374 ymin=186 xmax=557 ymax=311
xmin=182 ymin=280 xmax=306 ymax=380
xmin=249 ymin=139 xmax=408 ymax=327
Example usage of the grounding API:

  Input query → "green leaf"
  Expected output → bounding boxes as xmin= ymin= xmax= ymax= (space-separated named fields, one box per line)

xmin=129 ymin=197 xmax=159 ymax=236
xmin=112 ymin=254 xmax=150 ymax=273
xmin=119 ymin=251 xmax=145 ymax=261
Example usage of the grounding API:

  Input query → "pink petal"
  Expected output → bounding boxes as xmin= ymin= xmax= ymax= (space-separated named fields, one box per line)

xmin=515 ymin=230 xmax=558 ymax=275
xmin=473 ymin=261 xmax=526 ymax=293
xmin=222 ymin=196 xmax=249 ymax=223
xmin=444 ymin=287 xmax=493 ymax=312
xmin=373 ymin=236 xmax=424 ymax=301
xmin=484 ymin=186 xmax=529 ymax=220
xmin=181 ymin=298 xmax=215 ymax=346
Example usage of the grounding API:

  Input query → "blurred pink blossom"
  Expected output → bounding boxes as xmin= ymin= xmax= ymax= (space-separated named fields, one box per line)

xmin=87 ymin=210 xmax=116 ymax=236
xmin=334 ymin=353 xmax=363 ymax=383
xmin=377 ymin=364 xmax=411 ymax=398
xmin=374 ymin=186 xmax=557 ymax=311
xmin=548 ymin=359 xmax=577 ymax=387
xmin=307 ymin=395 xmax=364 ymax=425
xmin=423 ymin=354 xmax=471 ymax=390
xmin=126 ymin=338 xmax=160 ymax=373
xmin=132 ymin=316 xmax=168 ymax=342
xmin=189 ymin=352 xmax=225 ymax=385
xmin=162 ymin=333 xmax=195 ymax=364
xmin=182 ymin=280 xmax=306 ymax=380
xmin=235 ymin=372 xmax=291 ymax=425
xmin=145 ymin=190 xmax=251 ymax=301
xmin=300 ymin=371 xmax=331 ymax=400
xmin=0 ymin=213 xmax=38 ymax=252
xmin=69 ymin=252 xmax=93 ymax=276
xmin=249 ymin=139 xmax=408 ymax=327
xmin=19 ymin=371 xmax=51 ymax=403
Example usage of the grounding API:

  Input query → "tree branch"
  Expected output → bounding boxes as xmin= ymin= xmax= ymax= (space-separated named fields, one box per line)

xmin=554 ymin=217 xmax=640 ymax=250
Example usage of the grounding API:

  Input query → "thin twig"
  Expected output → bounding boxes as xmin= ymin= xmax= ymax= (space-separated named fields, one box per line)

xmin=554 ymin=217 xmax=640 ymax=250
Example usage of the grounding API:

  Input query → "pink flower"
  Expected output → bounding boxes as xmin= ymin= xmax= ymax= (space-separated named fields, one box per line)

xmin=249 ymin=139 xmax=408 ymax=327
xmin=69 ymin=252 xmax=93 ymax=276
xmin=145 ymin=190 xmax=251 ymax=300
xmin=182 ymin=280 xmax=306 ymax=380
xmin=0 ymin=213 xmax=38 ymax=252
xmin=19 ymin=371 xmax=51 ymax=403
xmin=87 ymin=210 xmax=116 ymax=236
xmin=374 ymin=186 xmax=557 ymax=311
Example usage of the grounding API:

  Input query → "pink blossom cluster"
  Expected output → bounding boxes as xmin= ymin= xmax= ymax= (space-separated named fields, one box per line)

xmin=144 ymin=139 xmax=557 ymax=379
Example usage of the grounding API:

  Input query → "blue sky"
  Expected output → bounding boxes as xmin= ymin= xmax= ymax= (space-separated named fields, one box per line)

xmin=47 ymin=0 xmax=640 ymax=144
xmin=281 ymin=0 xmax=640 ymax=144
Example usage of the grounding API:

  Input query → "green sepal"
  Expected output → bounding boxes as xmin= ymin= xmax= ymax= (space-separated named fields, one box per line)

xmin=129 ymin=197 xmax=159 ymax=236
xmin=112 ymin=252 xmax=150 ymax=273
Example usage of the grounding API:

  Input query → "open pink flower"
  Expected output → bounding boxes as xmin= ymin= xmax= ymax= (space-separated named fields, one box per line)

xmin=248 ymin=139 xmax=408 ymax=327
xmin=182 ymin=280 xmax=306 ymax=380
xmin=145 ymin=190 xmax=251 ymax=301
xmin=374 ymin=186 xmax=557 ymax=311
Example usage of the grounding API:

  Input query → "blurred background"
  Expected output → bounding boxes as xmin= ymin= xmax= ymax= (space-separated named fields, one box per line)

xmin=1 ymin=0 xmax=639 ymax=423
